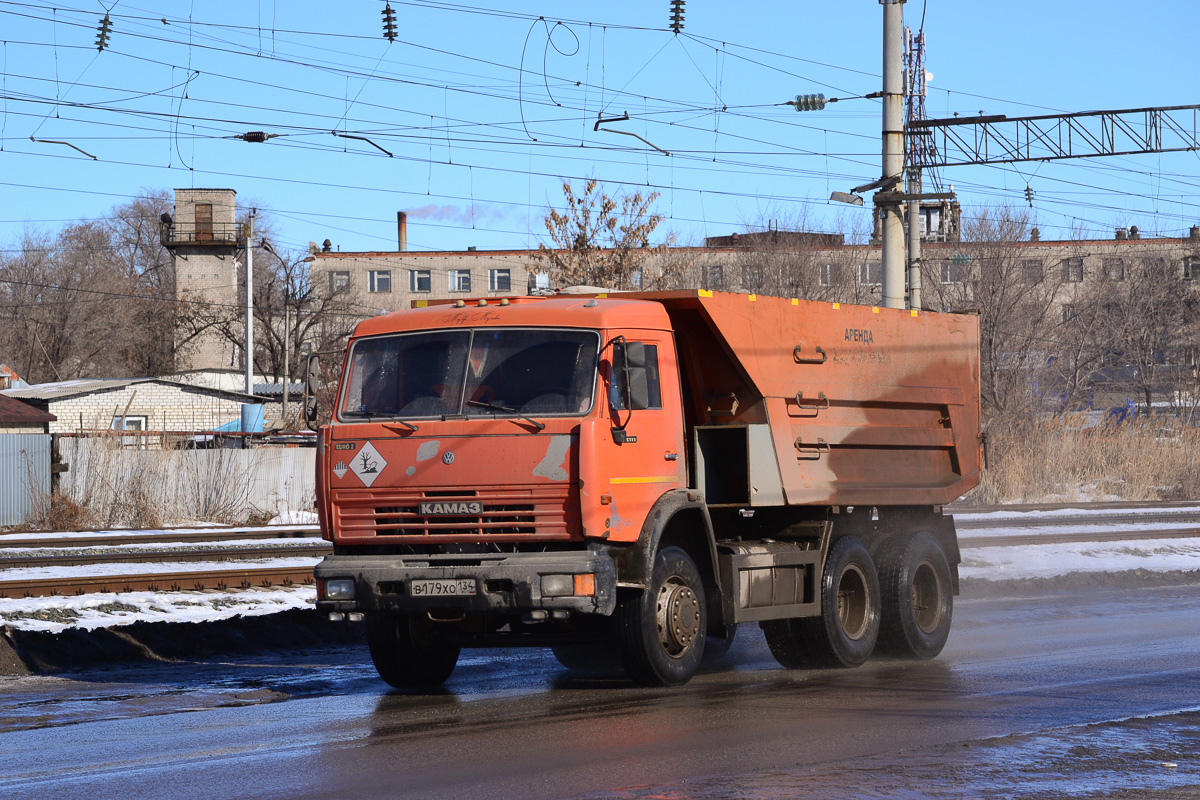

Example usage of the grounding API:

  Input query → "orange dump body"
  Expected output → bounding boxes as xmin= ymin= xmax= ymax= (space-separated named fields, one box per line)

xmin=631 ymin=290 xmax=983 ymax=508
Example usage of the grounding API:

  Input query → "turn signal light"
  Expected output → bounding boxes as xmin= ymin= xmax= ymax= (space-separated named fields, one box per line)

xmin=573 ymin=574 xmax=596 ymax=597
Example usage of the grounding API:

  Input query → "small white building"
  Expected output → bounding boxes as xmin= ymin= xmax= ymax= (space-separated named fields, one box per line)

xmin=1 ymin=378 xmax=263 ymax=437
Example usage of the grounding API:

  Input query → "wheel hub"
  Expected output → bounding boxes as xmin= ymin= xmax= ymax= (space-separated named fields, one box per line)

xmin=656 ymin=581 xmax=700 ymax=657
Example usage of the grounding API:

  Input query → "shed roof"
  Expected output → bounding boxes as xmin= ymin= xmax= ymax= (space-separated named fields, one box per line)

xmin=0 ymin=393 xmax=57 ymax=424
xmin=1 ymin=378 xmax=263 ymax=404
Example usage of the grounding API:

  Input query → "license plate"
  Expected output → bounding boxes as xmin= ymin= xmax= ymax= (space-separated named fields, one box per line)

xmin=411 ymin=578 xmax=476 ymax=597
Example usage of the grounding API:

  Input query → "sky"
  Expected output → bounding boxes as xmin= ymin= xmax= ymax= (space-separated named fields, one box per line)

xmin=0 ymin=0 xmax=1197 ymax=262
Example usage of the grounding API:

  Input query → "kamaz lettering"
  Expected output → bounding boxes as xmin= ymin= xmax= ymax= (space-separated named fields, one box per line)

xmin=845 ymin=327 xmax=875 ymax=344
xmin=419 ymin=501 xmax=484 ymax=516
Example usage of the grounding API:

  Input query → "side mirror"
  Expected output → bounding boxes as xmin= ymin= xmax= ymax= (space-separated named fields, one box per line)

xmin=303 ymin=353 xmax=320 ymax=428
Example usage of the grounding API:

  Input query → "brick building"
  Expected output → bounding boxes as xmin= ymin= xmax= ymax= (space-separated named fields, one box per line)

xmin=1 ymin=378 xmax=262 ymax=437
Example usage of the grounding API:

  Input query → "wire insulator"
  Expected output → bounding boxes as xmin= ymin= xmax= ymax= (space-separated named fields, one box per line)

xmin=382 ymin=4 xmax=398 ymax=42
xmin=95 ymin=13 xmax=113 ymax=52
xmin=669 ymin=0 xmax=685 ymax=33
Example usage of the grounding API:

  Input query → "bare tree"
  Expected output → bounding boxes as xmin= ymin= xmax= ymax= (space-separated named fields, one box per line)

xmin=922 ymin=207 xmax=1066 ymax=424
xmin=0 ymin=191 xmax=192 ymax=382
xmin=532 ymin=179 xmax=681 ymax=290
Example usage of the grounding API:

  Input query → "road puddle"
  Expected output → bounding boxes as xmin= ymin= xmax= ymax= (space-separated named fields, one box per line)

xmin=588 ymin=710 xmax=1200 ymax=799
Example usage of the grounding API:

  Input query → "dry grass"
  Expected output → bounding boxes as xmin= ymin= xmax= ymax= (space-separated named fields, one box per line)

xmin=21 ymin=437 xmax=257 ymax=529
xmin=963 ymin=417 xmax=1200 ymax=505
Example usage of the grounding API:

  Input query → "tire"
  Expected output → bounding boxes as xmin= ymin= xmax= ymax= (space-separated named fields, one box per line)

xmin=761 ymin=535 xmax=881 ymax=669
xmin=877 ymin=531 xmax=953 ymax=659
xmin=615 ymin=546 xmax=707 ymax=686
xmin=365 ymin=613 xmax=461 ymax=689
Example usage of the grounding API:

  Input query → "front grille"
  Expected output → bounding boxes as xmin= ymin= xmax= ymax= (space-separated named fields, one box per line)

xmin=333 ymin=486 xmax=576 ymax=542
xmin=373 ymin=503 xmax=536 ymax=535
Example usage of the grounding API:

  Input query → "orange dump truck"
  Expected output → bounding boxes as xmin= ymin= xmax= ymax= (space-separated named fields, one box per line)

xmin=312 ymin=290 xmax=981 ymax=687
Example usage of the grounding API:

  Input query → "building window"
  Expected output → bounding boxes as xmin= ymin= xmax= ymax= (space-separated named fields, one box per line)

xmin=629 ymin=269 xmax=644 ymax=289
xmin=860 ymin=262 xmax=882 ymax=286
xmin=329 ymin=271 xmax=350 ymax=292
xmin=449 ymin=269 xmax=472 ymax=292
xmin=704 ymin=264 xmax=724 ymax=290
xmin=942 ymin=254 xmax=970 ymax=284
xmin=112 ymin=415 xmax=147 ymax=448
xmin=529 ymin=272 xmax=551 ymax=293
xmin=1022 ymin=259 xmax=1043 ymax=282
xmin=1184 ymin=256 xmax=1200 ymax=280
xmin=1062 ymin=257 xmax=1084 ymax=282
xmin=819 ymin=263 xmax=840 ymax=287
xmin=409 ymin=269 xmax=431 ymax=292
xmin=195 ymin=203 xmax=213 ymax=242
xmin=741 ymin=263 xmax=763 ymax=289
xmin=368 ymin=270 xmax=392 ymax=293
xmin=1104 ymin=258 xmax=1125 ymax=281
xmin=1062 ymin=304 xmax=1077 ymax=323
xmin=489 ymin=268 xmax=511 ymax=292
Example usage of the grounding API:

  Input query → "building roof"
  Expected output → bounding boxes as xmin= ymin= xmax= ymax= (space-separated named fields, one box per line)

xmin=1 ymin=378 xmax=262 ymax=404
xmin=253 ymin=382 xmax=305 ymax=397
xmin=0 ymin=393 xmax=56 ymax=424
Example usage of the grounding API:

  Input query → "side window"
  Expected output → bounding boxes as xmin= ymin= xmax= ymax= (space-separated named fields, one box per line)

xmin=611 ymin=342 xmax=663 ymax=411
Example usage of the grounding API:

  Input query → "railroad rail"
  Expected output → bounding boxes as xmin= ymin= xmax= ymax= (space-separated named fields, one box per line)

xmin=0 ymin=565 xmax=316 ymax=600
xmin=1 ymin=501 xmax=1198 ymax=599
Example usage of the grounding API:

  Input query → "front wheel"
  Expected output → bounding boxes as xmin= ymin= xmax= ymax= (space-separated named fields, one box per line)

xmin=366 ymin=613 xmax=460 ymax=690
xmin=615 ymin=546 xmax=707 ymax=686
xmin=877 ymin=531 xmax=953 ymax=659
xmin=762 ymin=535 xmax=881 ymax=669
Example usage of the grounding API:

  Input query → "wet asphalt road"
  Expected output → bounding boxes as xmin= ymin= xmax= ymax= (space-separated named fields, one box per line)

xmin=2 ymin=583 xmax=1199 ymax=800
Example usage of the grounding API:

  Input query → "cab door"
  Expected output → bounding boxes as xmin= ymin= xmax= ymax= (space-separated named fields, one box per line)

xmin=579 ymin=333 xmax=685 ymax=543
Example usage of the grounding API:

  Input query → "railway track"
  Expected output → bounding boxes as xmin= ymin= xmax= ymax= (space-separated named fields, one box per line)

xmin=1 ymin=501 xmax=1197 ymax=599
xmin=0 ymin=566 xmax=316 ymax=600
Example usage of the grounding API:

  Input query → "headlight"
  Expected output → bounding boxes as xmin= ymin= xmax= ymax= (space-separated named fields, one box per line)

xmin=541 ymin=574 xmax=573 ymax=597
xmin=324 ymin=578 xmax=355 ymax=600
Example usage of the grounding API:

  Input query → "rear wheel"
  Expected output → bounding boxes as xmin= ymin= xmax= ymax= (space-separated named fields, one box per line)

xmin=878 ymin=531 xmax=953 ymax=659
xmin=615 ymin=546 xmax=707 ymax=686
xmin=366 ymin=613 xmax=460 ymax=689
xmin=762 ymin=535 xmax=880 ymax=669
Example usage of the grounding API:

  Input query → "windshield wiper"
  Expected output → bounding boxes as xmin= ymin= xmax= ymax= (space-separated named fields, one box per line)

xmin=467 ymin=400 xmax=546 ymax=431
xmin=348 ymin=410 xmax=419 ymax=431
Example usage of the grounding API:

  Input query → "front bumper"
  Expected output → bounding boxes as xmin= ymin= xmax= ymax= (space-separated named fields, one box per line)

xmin=314 ymin=550 xmax=617 ymax=617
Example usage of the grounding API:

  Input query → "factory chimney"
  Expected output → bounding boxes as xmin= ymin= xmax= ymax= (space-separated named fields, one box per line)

xmin=397 ymin=211 xmax=408 ymax=252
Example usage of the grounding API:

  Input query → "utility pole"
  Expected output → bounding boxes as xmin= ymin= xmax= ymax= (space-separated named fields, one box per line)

xmin=283 ymin=288 xmax=290 ymax=423
xmin=904 ymin=27 xmax=928 ymax=312
xmin=880 ymin=0 xmax=906 ymax=310
xmin=245 ymin=209 xmax=255 ymax=397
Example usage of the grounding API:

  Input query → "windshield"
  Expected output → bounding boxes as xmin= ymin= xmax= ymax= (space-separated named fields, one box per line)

xmin=339 ymin=328 xmax=599 ymax=420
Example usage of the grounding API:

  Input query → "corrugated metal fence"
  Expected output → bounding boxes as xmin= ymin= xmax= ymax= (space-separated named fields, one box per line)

xmin=0 ymin=435 xmax=51 ymax=526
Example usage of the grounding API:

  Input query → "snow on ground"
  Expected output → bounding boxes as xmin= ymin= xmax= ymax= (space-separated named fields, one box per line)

xmin=0 ymin=556 xmax=321 ymax=583
xmin=959 ymin=537 xmax=1200 ymax=581
xmin=951 ymin=505 xmax=1200 ymax=521
xmin=269 ymin=510 xmax=319 ymax=525
xmin=0 ymin=586 xmax=316 ymax=633
xmin=956 ymin=520 xmax=1200 ymax=540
